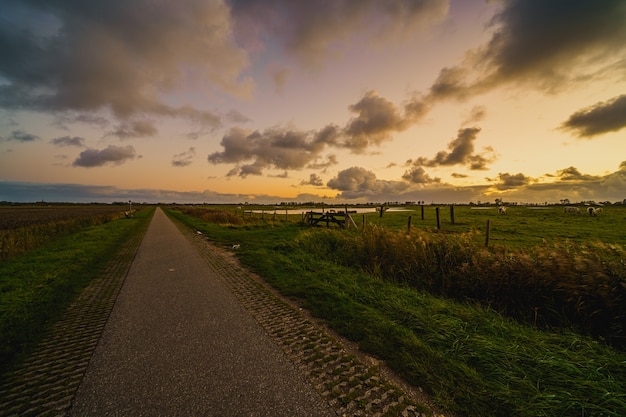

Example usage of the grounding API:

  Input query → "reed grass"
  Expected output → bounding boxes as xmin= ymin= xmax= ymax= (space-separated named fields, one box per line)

xmin=297 ymin=225 xmax=626 ymax=347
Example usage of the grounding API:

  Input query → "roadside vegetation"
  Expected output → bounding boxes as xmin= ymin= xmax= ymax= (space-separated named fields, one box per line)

xmin=166 ymin=204 xmax=626 ymax=417
xmin=0 ymin=204 xmax=133 ymax=260
xmin=0 ymin=207 xmax=154 ymax=375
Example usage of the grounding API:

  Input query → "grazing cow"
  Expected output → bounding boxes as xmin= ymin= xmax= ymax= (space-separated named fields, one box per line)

xmin=587 ymin=207 xmax=603 ymax=216
xmin=498 ymin=206 xmax=507 ymax=215
xmin=564 ymin=206 xmax=581 ymax=214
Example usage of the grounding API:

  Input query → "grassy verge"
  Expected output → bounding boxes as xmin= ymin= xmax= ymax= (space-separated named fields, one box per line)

xmin=165 ymin=207 xmax=626 ymax=417
xmin=0 ymin=207 xmax=154 ymax=374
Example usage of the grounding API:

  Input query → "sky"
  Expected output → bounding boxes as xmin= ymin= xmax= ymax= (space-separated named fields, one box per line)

xmin=1 ymin=0 xmax=625 ymax=204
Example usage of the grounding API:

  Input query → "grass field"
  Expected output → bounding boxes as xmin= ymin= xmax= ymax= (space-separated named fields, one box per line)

xmin=1 ymin=202 xmax=623 ymax=416
xmin=0 ymin=207 xmax=154 ymax=374
xmin=166 ymin=204 xmax=626 ymax=417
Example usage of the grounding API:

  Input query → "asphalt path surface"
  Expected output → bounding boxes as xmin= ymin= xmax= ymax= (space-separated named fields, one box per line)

xmin=69 ymin=208 xmax=336 ymax=416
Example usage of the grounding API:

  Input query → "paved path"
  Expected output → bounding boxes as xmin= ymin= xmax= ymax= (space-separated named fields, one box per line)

xmin=69 ymin=208 xmax=336 ymax=416
xmin=1 ymin=207 xmax=435 ymax=416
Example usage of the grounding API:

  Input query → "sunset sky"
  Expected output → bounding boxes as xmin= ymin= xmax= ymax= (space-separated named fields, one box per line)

xmin=1 ymin=0 xmax=625 ymax=204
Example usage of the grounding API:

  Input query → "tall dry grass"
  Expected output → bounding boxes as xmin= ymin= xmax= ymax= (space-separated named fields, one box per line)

xmin=175 ymin=207 xmax=244 ymax=226
xmin=297 ymin=225 xmax=626 ymax=347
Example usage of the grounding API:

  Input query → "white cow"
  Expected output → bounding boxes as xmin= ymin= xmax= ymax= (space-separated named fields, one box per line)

xmin=587 ymin=207 xmax=603 ymax=216
xmin=564 ymin=206 xmax=581 ymax=214
xmin=498 ymin=206 xmax=507 ymax=215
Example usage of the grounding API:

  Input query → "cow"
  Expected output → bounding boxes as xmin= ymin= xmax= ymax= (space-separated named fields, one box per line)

xmin=498 ymin=206 xmax=507 ymax=215
xmin=564 ymin=206 xmax=581 ymax=214
xmin=587 ymin=207 xmax=603 ymax=216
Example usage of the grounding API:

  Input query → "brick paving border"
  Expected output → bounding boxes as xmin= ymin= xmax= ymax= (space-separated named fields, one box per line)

xmin=0 ymin=224 xmax=147 ymax=417
xmin=180 ymin=224 xmax=446 ymax=417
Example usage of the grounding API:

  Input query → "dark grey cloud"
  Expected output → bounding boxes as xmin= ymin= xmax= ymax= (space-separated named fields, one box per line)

xmin=50 ymin=136 xmax=86 ymax=147
xmin=327 ymin=166 xmax=409 ymax=199
xmin=172 ymin=147 xmax=196 ymax=167
xmin=560 ymin=94 xmax=626 ymax=138
xmin=401 ymin=167 xmax=441 ymax=184
xmin=343 ymin=91 xmax=429 ymax=153
xmin=229 ymin=0 xmax=449 ymax=66
xmin=487 ymin=172 xmax=533 ymax=190
xmin=0 ymin=129 xmax=40 ymax=142
xmin=300 ymin=173 xmax=324 ymax=186
xmin=408 ymin=127 xmax=497 ymax=170
xmin=0 ymin=0 xmax=247 ymax=127
xmin=208 ymin=91 xmax=431 ymax=177
xmin=208 ymin=125 xmax=340 ymax=177
xmin=550 ymin=166 xmax=601 ymax=182
xmin=519 ymin=163 xmax=626 ymax=202
xmin=73 ymin=145 xmax=137 ymax=167
xmin=428 ymin=0 xmax=626 ymax=101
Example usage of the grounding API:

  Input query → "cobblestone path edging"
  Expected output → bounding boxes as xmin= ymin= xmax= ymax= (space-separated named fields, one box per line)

xmin=182 ymin=225 xmax=440 ymax=417
xmin=0 ymin=224 xmax=147 ymax=417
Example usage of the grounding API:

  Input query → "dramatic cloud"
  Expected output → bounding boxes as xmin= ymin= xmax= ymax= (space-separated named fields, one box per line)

xmin=341 ymin=91 xmax=430 ymax=153
xmin=208 ymin=126 xmax=340 ymax=177
xmin=0 ymin=0 xmax=249 ymax=126
xmin=230 ymin=0 xmax=449 ymax=66
xmin=551 ymin=166 xmax=601 ymax=182
xmin=327 ymin=167 xmax=409 ymax=199
xmin=300 ymin=174 xmax=324 ymax=187
xmin=209 ymin=90 xmax=433 ymax=177
xmin=560 ymin=94 xmax=626 ymax=138
xmin=343 ymin=91 xmax=407 ymax=151
xmin=428 ymin=0 xmax=626 ymax=101
xmin=518 ymin=164 xmax=626 ymax=203
xmin=1 ymin=130 xmax=40 ymax=142
xmin=50 ymin=136 xmax=86 ymax=147
xmin=73 ymin=145 xmax=137 ymax=167
xmin=487 ymin=172 xmax=533 ymax=190
xmin=402 ymin=167 xmax=441 ymax=184
xmin=172 ymin=147 xmax=196 ymax=167
xmin=408 ymin=127 xmax=497 ymax=170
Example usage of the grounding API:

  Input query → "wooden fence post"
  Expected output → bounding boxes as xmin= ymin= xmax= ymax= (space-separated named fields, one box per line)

xmin=421 ymin=204 xmax=424 ymax=220
xmin=436 ymin=207 xmax=441 ymax=230
xmin=450 ymin=205 xmax=455 ymax=224
xmin=407 ymin=215 xmax=412 ymax=233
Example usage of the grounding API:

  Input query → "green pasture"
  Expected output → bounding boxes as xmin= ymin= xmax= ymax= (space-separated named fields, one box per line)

xmin=221 ymin=203 xmax=626 ymax=248
xmin=0 ymin=207 xmax=154 ymax=375
xmin=352 ymin=205 xmax=624 ymax=247
xmin=166 ymin=205 xmax=626 ymax=417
